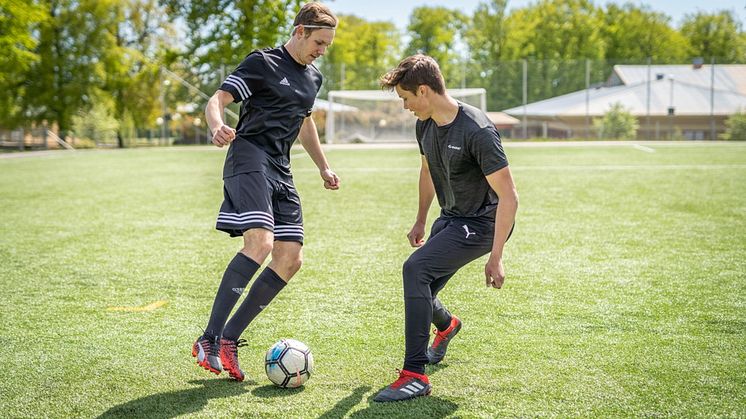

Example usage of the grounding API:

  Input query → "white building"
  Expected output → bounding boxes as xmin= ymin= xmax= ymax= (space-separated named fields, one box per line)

xmin=503 ymin=64 xmax=746 ymax=140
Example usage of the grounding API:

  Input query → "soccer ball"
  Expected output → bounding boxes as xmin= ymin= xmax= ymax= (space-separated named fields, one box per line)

xmin=265 ymin=338 xmax=314 ymax=388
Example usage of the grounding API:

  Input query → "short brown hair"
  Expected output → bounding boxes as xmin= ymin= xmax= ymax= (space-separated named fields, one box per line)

xmin=379 ymin=54 xmax=446 ymax=95
xmin=293 ymin=2 xmax=337 ymax=37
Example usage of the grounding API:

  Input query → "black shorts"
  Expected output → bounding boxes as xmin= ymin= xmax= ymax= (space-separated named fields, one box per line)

xmin=215 ymin=172 xmax=304 ymax=243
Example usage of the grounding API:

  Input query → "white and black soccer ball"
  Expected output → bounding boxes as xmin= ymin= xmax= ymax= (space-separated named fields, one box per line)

xmin=265 ymin=338 xmax=314 ymax=388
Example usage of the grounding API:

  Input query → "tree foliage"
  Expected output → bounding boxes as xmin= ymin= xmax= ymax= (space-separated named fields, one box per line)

xmin=0 ymin=0 xmax=47 ymax=127
xmin=318 ymin=14 xmax=400 ymax=94
xmin=600 ymin=4 xmax=688 ymax=62
xmin=721 ymin=112 xmax=746 ymax=140
xmin=161 ymin=0 xmax=304 ymax=86
xmin=681 ymin=11 xmax=746 ymax=62
xmin=1 ymin=0 xmax=744 ymax=141
xmin=405 ymin=6 xmax=467 ymax=86
xmin=593 ymin=102 xmax=639 ymax=139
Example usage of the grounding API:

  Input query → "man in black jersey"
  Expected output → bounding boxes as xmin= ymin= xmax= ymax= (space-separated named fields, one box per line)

xmin=374 ymin=55 xmax=519 ymax=402
xmin=192 ymin=2 xmax=340 ymax=381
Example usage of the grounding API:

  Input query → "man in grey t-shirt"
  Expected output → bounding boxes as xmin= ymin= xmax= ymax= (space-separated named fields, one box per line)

xmin=374 ymin=54 xmax=519 ymax=402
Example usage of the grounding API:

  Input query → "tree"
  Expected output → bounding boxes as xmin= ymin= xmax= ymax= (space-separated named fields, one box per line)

xmin=17 ymin=0 xmax=168 ymax=143
xmin=462 ymin=0 xmax=511 ymax=110
xmin=405 ymin=6 xmax=467 ymax=86
xmin=501 ymin=0 xmax=605 ymax=107
xmin=317 ymin=14 xmax=400 ymax=95
xmin=102 ymin=0 xmax=170 ymax=146
xmin=721 ymin=112 xmax=746 ymax=140
xmin=0 ymin=0 xmax=46 ymax=127
xmin=681 ymin=11 xmax=746 ymax=63
xmin=600 ymin=4 xmax=688 ymax=62
xmin=593 ymin=102 xmax=638 ymax=139
xmin=22 ymin=0 xmax=116 ymax=137
xmin=162 ymin=0 xmax=304 ymax=88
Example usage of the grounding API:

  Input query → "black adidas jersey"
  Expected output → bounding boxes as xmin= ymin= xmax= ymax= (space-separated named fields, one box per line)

xmin=416 ymin=102 xmax=508 ymax=219
xmin=219 ymin=46 xmax=322 ymax=179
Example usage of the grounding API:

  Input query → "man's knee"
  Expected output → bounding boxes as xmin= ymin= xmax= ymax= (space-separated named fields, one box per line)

xmin=402 ymin=255 xmax=430 ymax=298
xmin=277 ymin=250 xmax=303 ymax=275
xmin=241 ymin=228 xmax=274 ymax=263
xmin=269 ymin=242 xmax=303 ymax=280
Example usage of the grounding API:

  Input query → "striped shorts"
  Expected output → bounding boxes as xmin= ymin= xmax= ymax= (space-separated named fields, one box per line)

xmin=215 ymin=172 xmax=304 ymax=243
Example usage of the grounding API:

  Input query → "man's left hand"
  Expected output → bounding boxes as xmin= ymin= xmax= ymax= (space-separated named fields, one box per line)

xmin=321 ymin=169 xmax=340 ymax=190
xmin=485 ymin=255 xmax=505 ymax=289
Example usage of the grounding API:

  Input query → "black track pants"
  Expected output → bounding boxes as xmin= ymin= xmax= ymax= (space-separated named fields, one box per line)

xmin=402 ymin=216 xmax=496 ymax=373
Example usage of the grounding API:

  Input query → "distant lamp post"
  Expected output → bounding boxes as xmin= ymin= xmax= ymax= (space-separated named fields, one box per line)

xmin=155 ymin=117 xmax=164 ymax=145
xmin=668 ymin=75 xmax=676 ymax=140
xmin=160 ymin=77 xmax=171 ymax=145
xmin=193 ymin=117 xmax=202 ymax=144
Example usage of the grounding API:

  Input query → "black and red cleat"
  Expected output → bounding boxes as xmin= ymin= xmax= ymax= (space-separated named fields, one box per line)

xmin=192 ymin=334 xmax=222 ymax=375
xmin=373 ymin=369 xmax=432 ymax=402
xmin=219 ymin=338 xmax=248 ymax=381
xmin=426 ymin=315 xmax=462 ymax=364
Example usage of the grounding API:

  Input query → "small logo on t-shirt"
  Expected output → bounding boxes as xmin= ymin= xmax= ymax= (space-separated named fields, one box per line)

xmin=462 ymin=225 xmax=476 ymax=239
xmin=279 ymin=77 xmax=291 ymax=86
xmin=231 ymin=287 xmax=245 ymax=295
xmin=448 ymin=144 xmax=461 ymax=150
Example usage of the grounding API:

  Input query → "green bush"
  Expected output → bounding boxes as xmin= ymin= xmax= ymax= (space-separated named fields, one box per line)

xmin=593 ymin=102 xmax=639 ymax=140
xmin=71 ymin=96 xmax=119 ymax=146
xmin=721 ymin=112 xmax=746 ymax=140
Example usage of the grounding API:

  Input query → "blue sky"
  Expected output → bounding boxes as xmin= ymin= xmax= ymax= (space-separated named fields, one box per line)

xmin=329 ymin=0 xmax=746 ymax=29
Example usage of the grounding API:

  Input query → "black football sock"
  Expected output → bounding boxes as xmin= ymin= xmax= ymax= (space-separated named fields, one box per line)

xmin=204 ymin=253 xmax=260 ymax=337
xmin=432 ymin=297 xmax=453 ymax=332
xmin=222 ymin=267 xmax=286 ymax=341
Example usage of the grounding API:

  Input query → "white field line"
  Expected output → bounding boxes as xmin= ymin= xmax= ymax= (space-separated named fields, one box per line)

xmin=293 ymin=164 xmax=746 ymax=173
xmin=632 ymin=144 xmax=656 ymax=153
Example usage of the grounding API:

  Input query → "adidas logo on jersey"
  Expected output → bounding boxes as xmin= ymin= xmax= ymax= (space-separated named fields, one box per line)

xmin=279 ymin=77 xmax=291 ymax=86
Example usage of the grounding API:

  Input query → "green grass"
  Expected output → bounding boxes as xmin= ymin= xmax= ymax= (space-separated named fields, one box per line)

xmin=1 ymin=142 xmax=745 ymax=418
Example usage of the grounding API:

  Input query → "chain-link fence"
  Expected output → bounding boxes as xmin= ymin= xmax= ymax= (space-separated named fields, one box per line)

xmin=146 ymin=57 xmax=745 ymax=143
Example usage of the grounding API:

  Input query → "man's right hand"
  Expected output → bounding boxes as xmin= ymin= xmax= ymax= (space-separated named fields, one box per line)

xmin=406 ymin=221 xmax=426 ymax=247
xmin=211 ymin=124 xmax=236 ymax=147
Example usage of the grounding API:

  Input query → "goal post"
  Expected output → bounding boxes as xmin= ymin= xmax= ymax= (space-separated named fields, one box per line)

xmin=324 ymin=88 xmax=487 ymax=144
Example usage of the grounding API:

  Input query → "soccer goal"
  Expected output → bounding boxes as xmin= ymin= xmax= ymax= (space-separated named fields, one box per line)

xmin=323 ymin=88 xmax=486 ymax=143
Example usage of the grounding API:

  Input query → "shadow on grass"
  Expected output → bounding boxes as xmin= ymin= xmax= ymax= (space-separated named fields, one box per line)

xmin=426 ymin=362 xmax=450 ymax=375
xmin=325 ymin=365 xmax=457 ymax=419
xmin=250 ymin=384 xmax=306 ymax=398
xmin=348 ymin=384 xmax=458 ymax=419
xmin=97 ymin=378 xmax=251 ymax=419
xmin=317 ymin=386 xmax=371 ymax=419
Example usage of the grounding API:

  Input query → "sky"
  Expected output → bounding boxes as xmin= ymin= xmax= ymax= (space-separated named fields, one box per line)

xmin=329 ymin=0 xmax=746 ymax=30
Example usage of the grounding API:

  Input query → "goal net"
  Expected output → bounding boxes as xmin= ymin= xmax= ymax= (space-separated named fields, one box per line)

xmin=323 ymin=88 xmax=487 ymax=143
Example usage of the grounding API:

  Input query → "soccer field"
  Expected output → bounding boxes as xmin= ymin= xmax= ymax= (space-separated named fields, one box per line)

xmin=1 ymin=142 xmax=745 ymax=418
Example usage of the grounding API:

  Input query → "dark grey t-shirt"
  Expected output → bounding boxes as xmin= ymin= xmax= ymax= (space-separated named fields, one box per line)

xmin=219 ymin=46 xmax=322 ymax=180
xmin=416 ymin=102 xmax=508 ymax=219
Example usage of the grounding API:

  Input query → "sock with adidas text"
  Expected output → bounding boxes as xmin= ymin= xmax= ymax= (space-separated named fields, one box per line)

xmin=222 ymin=267 xmax=286 ymax=340
xmin=205 ymin=253 xmax=259 ymax=337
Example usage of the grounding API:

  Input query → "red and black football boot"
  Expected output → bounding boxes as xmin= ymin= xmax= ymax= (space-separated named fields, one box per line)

xmin=426 ymin=315 xmax=462 ymax=364
xmin=192 ymin=334 xmax=222 ymax=374
xmin=373 ymin=369 xmax=432 ymax=402
xmin=219 ymin=338 xmax=248 ymax=381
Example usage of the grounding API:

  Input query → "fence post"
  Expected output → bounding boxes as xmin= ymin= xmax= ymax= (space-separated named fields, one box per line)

xmin=710 ymin=57 xmax=716 ymax=140
xmin=585 ymin=59 xmax=590 ymax=138
xmin=522 ymin=59 xmax=528 ymax=139
xmin=646 ymin=57 xmax=651 ymax=140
